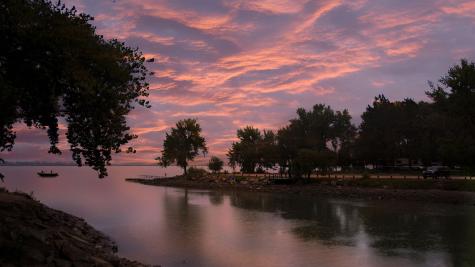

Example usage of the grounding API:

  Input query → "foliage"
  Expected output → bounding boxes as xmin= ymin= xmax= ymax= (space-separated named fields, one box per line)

xmin=354 ymin=59 xmax=475 ymax=170
xmin=157 ymin=119 xmax=207 ymax=175
xmin=0 ymin=0 xmax=151 ymax=177
xmin=208 ymin=156 xmax=224 ymax=173
xmin=356 ymin=96 xmax=440 ymax=167
xmin=226 ymin=59 xmax=475 ymax=175
xmin=427 ymin=59 xmax=475 ymax=168
xmin=186 ymin=166 xmax=208 ymax=179
xmin=227 ymin=105 xmax=354 ymax=178
xmin=227 ymin=126 xmax=277 ymax=173
xmin=277 ymin=104 xmax=354 ymax=178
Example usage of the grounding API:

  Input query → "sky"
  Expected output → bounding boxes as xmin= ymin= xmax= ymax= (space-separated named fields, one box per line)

xmin=3 ymin=0 xmax=475 ymax=165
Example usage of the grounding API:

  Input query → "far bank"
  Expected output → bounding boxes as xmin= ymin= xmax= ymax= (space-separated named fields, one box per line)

xmin=126 ymin=174 xmax=475 ymax=205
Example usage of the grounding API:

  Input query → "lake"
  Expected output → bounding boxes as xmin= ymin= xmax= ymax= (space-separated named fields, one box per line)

xmin=1 ymin=166 xmax=475 ymax=267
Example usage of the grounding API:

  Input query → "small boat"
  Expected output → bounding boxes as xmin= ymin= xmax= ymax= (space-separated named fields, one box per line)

xmin=37 ymin=171 xmax=59 ymax=177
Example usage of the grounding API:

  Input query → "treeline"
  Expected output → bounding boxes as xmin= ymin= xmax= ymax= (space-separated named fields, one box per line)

xmin=227 ymin=59 xmax=475 ymax=177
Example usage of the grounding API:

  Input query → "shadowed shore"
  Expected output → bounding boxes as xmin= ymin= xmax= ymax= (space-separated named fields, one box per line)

xmin=0 ymin=188 xmax=153 ymax=267
xmin=126 ymin=175 xmax=475 ymax=205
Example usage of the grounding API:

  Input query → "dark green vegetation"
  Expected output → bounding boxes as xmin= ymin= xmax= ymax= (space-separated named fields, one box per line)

xmin=227 ymin=106 xmax=355 ymax=178
xmin=314 ymin=177 xmax=475 ymax=192
xmin=358 ymin=59 xmax=475 ymax=170
xmin=227 ymin=59 xmax=475 ymax=178
xmin=208 ymin=156 xmax=224 ymax=173
xmin=0 ymin=0 xmax=152 ymax=177
xmin=227 ymin=127 xmax=278 ymax=173
xmin=156 ymin=119 xmax=207 ymax=175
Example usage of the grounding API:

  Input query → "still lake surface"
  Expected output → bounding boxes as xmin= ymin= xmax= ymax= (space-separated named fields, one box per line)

xmin=1 ymin=166 xmax=475 ymax=267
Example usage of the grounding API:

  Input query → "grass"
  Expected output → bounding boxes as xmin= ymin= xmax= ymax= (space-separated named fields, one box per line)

xmin=312 ymin=177 xmax=475 ymax=192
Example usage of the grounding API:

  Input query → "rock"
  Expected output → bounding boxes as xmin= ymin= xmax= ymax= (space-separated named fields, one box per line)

xmin=61 ymin=243 xmax=87 ymax=261
xmin=54 ymin=259 xmax=73 ymax=267
xmin=90 ymin=256 xmax=114 ymax=267
xmin=71 ymin=261 xmax=92 ymax=267
xmin=0 ymin=191 xmax=151 ymax=267
xmin=26 ymin=248 xmax=46 ymax=262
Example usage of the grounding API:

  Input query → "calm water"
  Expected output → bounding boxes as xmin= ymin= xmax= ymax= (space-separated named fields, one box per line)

xmin=1 ymin=166 xmax=475 ymax=267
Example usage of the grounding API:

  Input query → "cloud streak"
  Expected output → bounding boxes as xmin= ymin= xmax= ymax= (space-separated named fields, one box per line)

xmin=3 ymin=0 xmax=475 ymax=165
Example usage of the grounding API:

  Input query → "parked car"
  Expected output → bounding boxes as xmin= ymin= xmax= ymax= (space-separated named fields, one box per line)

xmin=422 ymin=166 xmax=450 ymax=179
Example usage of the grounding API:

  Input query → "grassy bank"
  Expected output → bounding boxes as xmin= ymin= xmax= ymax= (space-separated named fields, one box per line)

xmin=126 ymin=175 xmax=475 ymax=205
xmin=311 ymin=177 xmax=475 ymax=192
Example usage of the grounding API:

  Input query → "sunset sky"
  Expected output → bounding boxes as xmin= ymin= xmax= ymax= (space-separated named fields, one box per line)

xmin=4 ymin=0 xmax=475 ymax=165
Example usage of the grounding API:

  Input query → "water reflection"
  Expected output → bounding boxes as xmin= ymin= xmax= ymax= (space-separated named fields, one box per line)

xmin=225 ymin=191 xmax=475 ymax=267
xmin=2 ymin=166 xmax=475 ymax=267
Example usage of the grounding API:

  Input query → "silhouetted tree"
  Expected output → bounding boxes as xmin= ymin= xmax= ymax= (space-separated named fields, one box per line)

xmin=331 ymin=110 xmax=357 ymax=167
xmin=227 ymin=126 xmax=262 ymax=173
xmin=276 ymin=125 xmax=298 ymax=175
xmin=227 ymin=127 xmax=279 ymax=173
xmin=260 ymin=130 xmax=279 ymax=170
xmin=157 ymin=119 xmax=207 ymax=175
xmin=277 ymin=104 xmax=354 ymax=178
xmin=356 ymin=95 xmax=401 ymax=166
xmin=427 ymin=59 xmax=475 ymax=168
xmin=0 ymin=0 xmax=152 ymax=177
xmin=356 ymin=95 xmax=442 ymax=168
xmin=208 ymin=156 xmax=224 ymax=173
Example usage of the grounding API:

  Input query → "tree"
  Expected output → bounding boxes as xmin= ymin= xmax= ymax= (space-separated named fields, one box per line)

xmin=227 ymin=127 xmax=278 ymax=173
xmin=356 ymin=95 xmax=401 ymax=166
xmin=227 ymin=126 xmax=262 ymax=173
xmin=157 ymin=119 xmax=207 ymax=175
xmin=0 ymin=0 xmax=152 ymax=177
xmin=293 ymin=149 xmax=336 ymax=178
xmin=277 ymin=104 xmax=355 ymax=178
xmin=427 ymin=59 xmax=475 ymax=168
xmin=260 ymin=130 xmax=279 ymax=170
xmin=276 ymin=125 xmax=299 ymax=176
xmin=356 ymin=95 xmax=442 ymax=167
xmin=331 ymin=110 xmax=356 ymax=167
xmin=208 ymin=156 xmax=224 ymax=173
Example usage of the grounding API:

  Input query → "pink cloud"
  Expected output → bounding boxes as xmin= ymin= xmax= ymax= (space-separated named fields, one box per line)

xmin=4 ymin=0 xmax=475 ymax=165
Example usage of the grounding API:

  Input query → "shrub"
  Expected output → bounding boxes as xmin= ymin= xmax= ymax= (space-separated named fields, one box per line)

xmin=186 ymin=167 xmax=208 ymax=179
xmin=208 ymin=156 xmax=224 ymax=173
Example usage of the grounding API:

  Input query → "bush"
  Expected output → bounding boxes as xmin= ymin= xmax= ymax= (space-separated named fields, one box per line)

xmin=186 ymin=167 xmax=208 ymax=179
xmin=208 ymin=156 xmax=224 ymax=173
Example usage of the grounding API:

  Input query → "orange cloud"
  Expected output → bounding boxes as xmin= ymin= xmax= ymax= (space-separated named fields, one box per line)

xmin=440 ymin=1 xmax=475 ymax=18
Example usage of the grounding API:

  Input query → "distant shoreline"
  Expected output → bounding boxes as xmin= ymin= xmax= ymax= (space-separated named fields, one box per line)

xmin=126 ymin=176 xmax=475 ymax=206
xmin=0 ymin=164 xmax=157 ymax=167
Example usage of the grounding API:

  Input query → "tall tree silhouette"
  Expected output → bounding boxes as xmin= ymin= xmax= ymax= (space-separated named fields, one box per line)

xmin=0 ymin=0 xmax=152 ymax=177
xmin=157 ymin=119 xmax=207 ymax=175
xmin=427 ymin=59 xmax=475 ymax=168
xmin=278 ymin=104 xmax=354 ymax=178
xmin=227 ymin=127 xmax=277 ymax=173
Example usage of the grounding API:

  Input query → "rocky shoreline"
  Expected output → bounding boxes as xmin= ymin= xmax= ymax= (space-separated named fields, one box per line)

xmin=0 ymin=188 xmax=151 ymax=267
xmin=126 ymin=175 xmax=475 ymax=205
